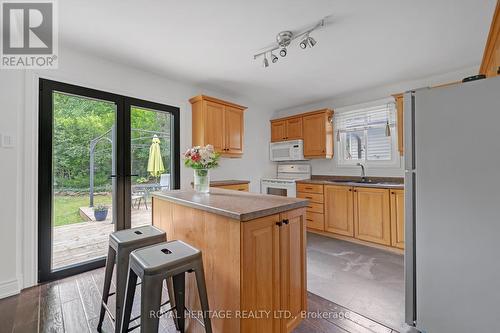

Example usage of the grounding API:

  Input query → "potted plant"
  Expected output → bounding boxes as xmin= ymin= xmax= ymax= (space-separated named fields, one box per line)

xmin=94 ymin=204 xmax=109 ymax=221
xmin=183 ymin=145 xmax=220 ymax=193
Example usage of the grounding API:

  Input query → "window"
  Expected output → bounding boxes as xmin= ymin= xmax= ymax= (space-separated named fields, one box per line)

xmin=336 ymin=103 xmax=398 ymax=166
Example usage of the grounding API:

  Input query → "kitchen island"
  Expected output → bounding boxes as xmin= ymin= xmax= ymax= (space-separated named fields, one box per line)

xmin=152 ymin=188 xmax=308 ymax=333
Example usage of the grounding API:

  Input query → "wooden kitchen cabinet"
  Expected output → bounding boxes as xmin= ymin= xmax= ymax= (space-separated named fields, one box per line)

xmin=324 ymin=185 xmax=354 ymax=237
xmin=271 ymin=120 xmax=287 ymax=142
xmin=190 ymin=95 xmax=247 ymax=157
xmin=354 ymin=187 xmax=391 ymax=246
xmin=154 ymin=195 xmax=307 ymax=333
xmin=279 ymin=209 xmax=307 ymax=333
xmin=212 ymin=183 xmax=249 ymax=191
xmin=285 ymin=117 xmax=303 ymax=140
xmin=302 ymin=109 xmax=334 ymax=159
xmin=242 ymin=214 xmax=281 ymax=333
xmin=270 ymin=117 xmax=303 ymax=142
xmin=480 ymin=0 xmax=500 ymax=77
xmin=242 ymin=210 xmax=306 ymax=333
xmin=390 ymin=189 xmax=405 ymax=249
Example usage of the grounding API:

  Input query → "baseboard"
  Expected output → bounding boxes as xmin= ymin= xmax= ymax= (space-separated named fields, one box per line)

xmin=0 ymin=278 xmax=21 ymax=299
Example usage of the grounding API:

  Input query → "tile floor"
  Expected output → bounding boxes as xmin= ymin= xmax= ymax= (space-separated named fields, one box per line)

xmin=307 ymin=232 xmax=406 ymax=332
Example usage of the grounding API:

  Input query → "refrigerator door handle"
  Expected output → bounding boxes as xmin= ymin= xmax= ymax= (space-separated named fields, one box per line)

xmin=404 ymin=91 xmax=416 ymax=171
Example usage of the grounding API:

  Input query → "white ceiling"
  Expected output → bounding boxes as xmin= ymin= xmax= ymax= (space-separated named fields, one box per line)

xmin=60 ymin=0 xmax=496 ymax=110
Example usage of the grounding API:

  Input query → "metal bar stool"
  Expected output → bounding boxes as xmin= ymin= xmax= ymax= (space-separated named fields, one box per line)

xmin=97 ymin=225 xmax=169 ymax=333
xmin=120 ymin=240 xmax=212 ymax=333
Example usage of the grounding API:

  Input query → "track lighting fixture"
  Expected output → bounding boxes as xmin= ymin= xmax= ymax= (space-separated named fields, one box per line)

xmin=307 ymin=36 xmax=317 ymax=48
xmin=271 ymin=52 xmax=278 ymax=63
xmin=300 ymin=35 xmax=309 ymax=49
xmin=253 ymin=16 xmax=328 ymax=68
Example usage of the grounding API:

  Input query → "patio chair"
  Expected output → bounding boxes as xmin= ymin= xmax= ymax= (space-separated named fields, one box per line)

xmin=160 ymin=173 xmax=170 ymax=190
xmin=132 ymin=189 xmax=148 ymax=210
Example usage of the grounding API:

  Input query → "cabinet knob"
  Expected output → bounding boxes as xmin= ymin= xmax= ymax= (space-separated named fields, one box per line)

xmin=283 ymin=219 xmax=289 ymax=225
xmin=276 ymin=221 xmax=283 ymax=227
xmin=497 ymin=66 xmax=500 ymax=75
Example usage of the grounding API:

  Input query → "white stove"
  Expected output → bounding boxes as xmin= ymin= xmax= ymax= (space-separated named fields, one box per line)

xmin=261 ymin=164 xmax=311 ymax=197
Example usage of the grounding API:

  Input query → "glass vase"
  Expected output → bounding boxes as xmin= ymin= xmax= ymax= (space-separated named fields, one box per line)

xmin=193 ymin=168 xmax=210 ymax=193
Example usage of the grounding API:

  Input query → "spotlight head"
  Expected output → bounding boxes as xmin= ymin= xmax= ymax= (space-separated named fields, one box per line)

xmin=271 ymin=53 xmax=278 ymax=63
xmin=263 ymin=56 xmax=269 ymax=68
xmin=307 ymin=36 xmax=317 ymax=47
xmin=299 ymin=38 xmax=308 ymax=49
xmin=279 ymin=47 xmax=287 ymax=57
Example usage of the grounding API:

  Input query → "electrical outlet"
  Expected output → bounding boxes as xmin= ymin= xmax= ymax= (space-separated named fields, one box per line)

xmin=0 ymin=133 xmax=15 ymax=148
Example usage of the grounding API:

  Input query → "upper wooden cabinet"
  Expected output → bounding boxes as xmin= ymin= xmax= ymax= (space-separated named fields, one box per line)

xmin=303 ymin=110 xmax=333 ymax=159
xmin=393 ymin=94 xmax=404 ymax=156
xmin=353 ymin=187 xmax=391 ymax=246
xmin=271 ymin=120 xmax=287 ymax=142
xmin=480 ymin=0 xmax=500 ymax=77
xmin=270 ymin=117 xmax=303 ymax=142
xmin=390 ymin=189 xmax=405 ymax=249
xmin=271 ymin=109 xmax=333 ymax=159
xmin=190 ymin=95 xmax=247 ymax=157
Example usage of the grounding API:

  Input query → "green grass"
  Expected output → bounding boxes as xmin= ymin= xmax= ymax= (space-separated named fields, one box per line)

xmin=53 ymin=195 xmax=112 ymax=227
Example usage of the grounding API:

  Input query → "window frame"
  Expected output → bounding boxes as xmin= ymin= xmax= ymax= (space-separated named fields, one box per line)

xmin=335 ymin=101 xmax=401 ymax=168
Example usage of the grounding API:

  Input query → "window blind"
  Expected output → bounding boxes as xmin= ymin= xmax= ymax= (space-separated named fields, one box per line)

xmin=335 ymin=103 xmax=396 ymax=162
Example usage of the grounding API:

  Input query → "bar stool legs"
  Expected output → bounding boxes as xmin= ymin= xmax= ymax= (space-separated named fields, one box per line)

xmin=194 ymin=259 xmax=212 ymax=333
xmin=172 ymin=273 xmax=186 ymax=332
xmin=97 ymin=246 xmax=116 ymax=331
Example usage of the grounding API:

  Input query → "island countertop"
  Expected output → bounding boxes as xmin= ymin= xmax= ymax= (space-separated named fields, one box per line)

xmin=152 ymin=188 xmax=308 ymax=221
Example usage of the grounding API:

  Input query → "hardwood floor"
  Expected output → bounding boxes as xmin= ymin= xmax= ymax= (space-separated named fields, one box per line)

xmin=0 ymin=268 xmax=399 ymax=333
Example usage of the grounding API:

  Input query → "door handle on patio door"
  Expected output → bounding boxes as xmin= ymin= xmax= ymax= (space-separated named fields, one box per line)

xmin=109 ymin=174 xmax=117 ymax=179
xmin=126 ymin=174 xmax=139 ymax=177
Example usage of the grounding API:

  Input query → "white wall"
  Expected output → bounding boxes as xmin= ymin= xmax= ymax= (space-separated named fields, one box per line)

xmin=0 ymin=71 xmax=24 ymax=298
xmin=273 ymin=66 xmax=479 ymax=178
xmin=0 ymin=46 xmax=274 ymax=296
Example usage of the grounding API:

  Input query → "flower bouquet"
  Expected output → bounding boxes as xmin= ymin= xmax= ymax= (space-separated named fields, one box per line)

xmin=183 ymin=145 xmax=220 ymax=192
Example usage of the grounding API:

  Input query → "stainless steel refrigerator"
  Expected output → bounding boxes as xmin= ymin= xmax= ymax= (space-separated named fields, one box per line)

xmin=404 ymin=77 xmax=500 ymax=333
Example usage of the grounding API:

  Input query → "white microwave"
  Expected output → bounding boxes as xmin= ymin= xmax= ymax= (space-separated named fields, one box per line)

xmin=270 ymin=140 xmax=304 ymax=161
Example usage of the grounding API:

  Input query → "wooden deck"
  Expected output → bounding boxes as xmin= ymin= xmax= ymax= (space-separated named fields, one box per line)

xmin=53 ymin=205 xmax=152 ymax=269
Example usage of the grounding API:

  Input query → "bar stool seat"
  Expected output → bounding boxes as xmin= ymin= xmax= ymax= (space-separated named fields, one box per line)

xmin=121 ymin=240 xmax=212 ymax=333
xmin=97 ymin=225 xmax=167 ymax=333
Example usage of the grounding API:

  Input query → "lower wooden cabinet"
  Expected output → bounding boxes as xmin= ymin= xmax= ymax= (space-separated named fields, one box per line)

xmin=279 ymin=209 xmax=308 ymax=333
xmin=301 ymin=181 xmax=404 ymax=250
xmin=241 ymin=209 xmax=307 ymax=333
xmin=353 ymin=187 xmax=391 ymax=246
xmin=324 ymin=185 xmax=354 ymax=237
xmin=390 ymin=189 xmax=405 ymax=249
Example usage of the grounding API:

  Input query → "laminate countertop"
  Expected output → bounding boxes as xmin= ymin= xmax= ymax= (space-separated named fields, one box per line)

xmin=297 ymin=177 xmax=404 ymax=190
xmin=152 ymin=188 xmax=308 ymax=221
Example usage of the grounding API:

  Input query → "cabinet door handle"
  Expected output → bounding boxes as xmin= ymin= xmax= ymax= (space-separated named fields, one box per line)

xmin=276 ymin=221 xmax=283 ymax=227
xmin=306 ymin=218 xmax=313 ymax=222
xmin=305 ymin=187 xmax=313 ymax=190
xmin=305 ymin=196 xmax=313 ymax=199
xmin=283 ymin=219 xmax=289 ymax=225
xmin=497 ymin=66 xmax=500 ymax=75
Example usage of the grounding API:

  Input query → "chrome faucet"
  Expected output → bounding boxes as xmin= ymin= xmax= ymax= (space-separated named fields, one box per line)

xmin=356 ymin=163 xmax=366 ymax=182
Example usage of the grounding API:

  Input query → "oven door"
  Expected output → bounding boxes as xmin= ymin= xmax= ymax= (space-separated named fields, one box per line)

xmin=261 ymin=180 xmax=296 ymax=197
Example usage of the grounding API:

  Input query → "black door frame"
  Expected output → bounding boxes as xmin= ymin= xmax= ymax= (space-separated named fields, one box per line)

xmin=38 ymin=78 xmax=180 ymax=282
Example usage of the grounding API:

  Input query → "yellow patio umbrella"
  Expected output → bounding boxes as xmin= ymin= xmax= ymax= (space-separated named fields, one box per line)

xmin=147 ymin=135 xmax=165 ymax=177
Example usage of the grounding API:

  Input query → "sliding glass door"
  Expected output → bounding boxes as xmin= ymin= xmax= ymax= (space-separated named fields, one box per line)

xmin=38 ymin=79 xmax=180 ymax=282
